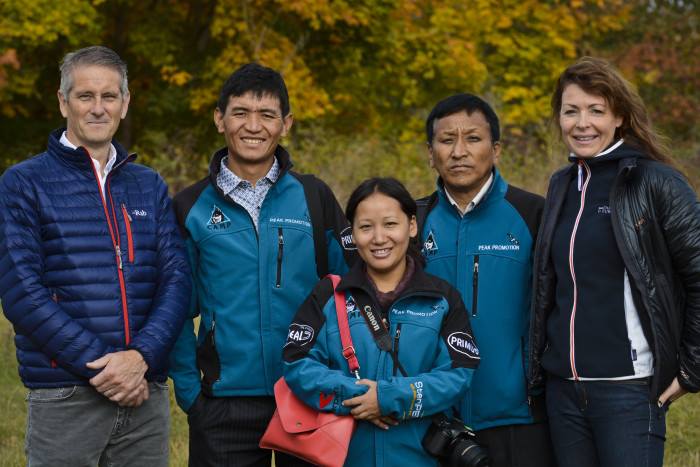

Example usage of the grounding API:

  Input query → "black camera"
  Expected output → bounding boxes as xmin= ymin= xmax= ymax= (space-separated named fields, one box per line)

xmin=422 ymin=414 xmax=489 ymax=467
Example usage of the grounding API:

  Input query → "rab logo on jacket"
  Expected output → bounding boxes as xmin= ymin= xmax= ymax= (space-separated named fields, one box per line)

xmin=284 ymin=323 xmax=315 ymax=347
xmin=447 ymin=332 xmax=480 ymax=359
xmin=207 ymin=205 xmax=231 ymax=230
xmin=422 ymin=231 xmax=438 ymax=256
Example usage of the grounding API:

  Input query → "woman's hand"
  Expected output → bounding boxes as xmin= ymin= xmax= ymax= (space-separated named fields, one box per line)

xmin=658 ymin=377 xmax=688 ymax=407
xmin=342 ymin=379 xmax=400 ymax=429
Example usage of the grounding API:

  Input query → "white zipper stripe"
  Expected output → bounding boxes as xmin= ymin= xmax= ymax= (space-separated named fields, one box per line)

xmin=568 ymin=161 xmax=591 ymax=380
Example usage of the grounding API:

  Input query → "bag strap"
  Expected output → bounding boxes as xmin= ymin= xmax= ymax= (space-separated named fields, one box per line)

xmin=300 ymin=174 xmax=329 ymax=278
xmin=327 ymin=274 xmax=360 ymax=379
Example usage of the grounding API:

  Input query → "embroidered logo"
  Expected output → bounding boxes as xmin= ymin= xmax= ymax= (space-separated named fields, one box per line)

xmin=284 ymin=323 xmax=315 ymax=347
xmin=597 ymin=205 xmax=611 ymax=215
xmin=319 ymin=392 xmax=334 ymax=409
xmin=131 ymin=209 xmax=147 ymax=218
xmin=346 ymin=296 xmax=361 ymax=320
xmin=207 ymin=205 xmax=231 ymax=230
xmin=340 ymin=226 xmax=357 ymax=250
xmin=506 ymin=232 xmax=520 ymax=246
xmin=409 ymin=381 xmax=424 ymax=418
xmin=422 ymin=231 xmax=438 ymax=256
xmin=447 ymin=332 xmax=480 ymax=359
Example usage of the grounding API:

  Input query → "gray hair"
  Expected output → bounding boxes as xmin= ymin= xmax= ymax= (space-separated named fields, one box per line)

xmin=59 ymin=46 xmax=129 ymax=99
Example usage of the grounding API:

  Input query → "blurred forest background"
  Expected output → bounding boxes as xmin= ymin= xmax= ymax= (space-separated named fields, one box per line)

xmin=0 ymin=0 xmax=698 ymax=201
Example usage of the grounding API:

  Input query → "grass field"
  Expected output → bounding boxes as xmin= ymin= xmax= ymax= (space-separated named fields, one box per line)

xmin=1 ymin=319 xmax=698 ymax=466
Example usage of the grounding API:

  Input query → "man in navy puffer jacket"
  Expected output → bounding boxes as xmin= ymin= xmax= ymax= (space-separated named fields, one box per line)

xmin=0 ymin=46 xmax=190 ymax=467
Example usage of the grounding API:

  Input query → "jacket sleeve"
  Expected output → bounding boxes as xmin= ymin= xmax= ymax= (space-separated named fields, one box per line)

xmin=659 ymin=171 xmax=700 ymax=392
xmin=0 ymin=167 xmax=114 ymax=378
xmin=377 ymin=287 xmax=478 ymax=420
xmin=319 ymin=179 xmax=357 ymax=275
xmin=167 ymin=198 xmax=202 ymax=412
xmin=283 ymin=279 xmax=367 ymax=415
xmin=127 ymin=175 xmax=191 ymax=376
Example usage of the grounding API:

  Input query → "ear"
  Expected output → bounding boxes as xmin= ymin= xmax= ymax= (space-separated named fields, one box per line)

xmin=58 ymin=90 xmax=69 ymax=118
xmin=214 ymin=108 xmax=225 ymax=133
xmin=492 ymin=141 xmax=502 ymax=165
xmin=281 ymin=113 xmax=294 ymax=137
xmin=409 ymin=214 xmax=418 ymax=238
xmin=120 ymin=92 xmax=130 ymax=120
xmin=428 ymin=143 xmax=435 ymax=169
xmin=614 ymin=115 xmax=623 ymax=130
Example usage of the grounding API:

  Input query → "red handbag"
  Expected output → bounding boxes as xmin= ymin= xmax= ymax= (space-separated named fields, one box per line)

xmin=259 ymin=275 xmax=360 ymax=467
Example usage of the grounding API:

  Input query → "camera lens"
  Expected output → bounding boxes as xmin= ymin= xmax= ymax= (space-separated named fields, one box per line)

xmin=448 ymin=437 xmax=489 ymax=467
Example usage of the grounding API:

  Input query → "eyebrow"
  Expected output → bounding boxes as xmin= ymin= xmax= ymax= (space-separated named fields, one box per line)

xmin=562 ymin=102 xmax=607 ymax=108
xmin=229 ymin=106 xmax=280 ymax=114
xmin=439 ymin=127 xmax=482 ymax=135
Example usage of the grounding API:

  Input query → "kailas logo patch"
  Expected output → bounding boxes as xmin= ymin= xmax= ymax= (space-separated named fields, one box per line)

xmin=423 ymin=231 xmax=438 ymax=255
xmin=285 ymin=323 xmax=314 ymax=347
xmin=207 ymin=205 xmax=231 ymax=230
xmin=447 ymin=332 xmax=480 ymax=359
xmin=340 ymin=226 xmax=356 ymax=250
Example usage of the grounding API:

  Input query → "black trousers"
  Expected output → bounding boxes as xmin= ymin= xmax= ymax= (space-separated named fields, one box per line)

xmin=474 ymin=422 xmax=555 ymax=467
xmin=187 ymin=394 xmax=312 ymax=467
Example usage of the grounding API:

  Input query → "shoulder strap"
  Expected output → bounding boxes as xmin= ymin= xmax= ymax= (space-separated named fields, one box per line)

xmin=300 ymin=174 xmax=328 ymax=278
xmin=327 ymin=274 xmax=360 ymax=379
xmin=415 ymin=192 xmax=439 ymax=244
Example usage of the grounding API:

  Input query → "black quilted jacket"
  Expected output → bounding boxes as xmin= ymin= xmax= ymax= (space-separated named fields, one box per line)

xmin=528 ymin=143 xmax=700 ymax=399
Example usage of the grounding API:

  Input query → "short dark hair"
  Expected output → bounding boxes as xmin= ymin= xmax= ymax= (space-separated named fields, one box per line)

xmin=345 ymin=177 xmax=424 ymax=266
xmin=426 ymin=93 xmax=500 ymax=145
xmin=216 ymin=63 xmax=290 ymax=116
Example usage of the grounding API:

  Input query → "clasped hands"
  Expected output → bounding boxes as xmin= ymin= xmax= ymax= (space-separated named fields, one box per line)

xmin=342 ymin=379 xmax=400 ymax=430
xmin=86 ymin=350 xmax=149 ymax=407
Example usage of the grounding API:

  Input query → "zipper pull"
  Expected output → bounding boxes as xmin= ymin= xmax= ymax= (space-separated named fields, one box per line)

xmin=115 ymin=245 xmax=123 ymax=269
xmin=122 ymin=203 xmax=132 ymax=221
xmin=577 ymin=161 xmax=583 ymax=191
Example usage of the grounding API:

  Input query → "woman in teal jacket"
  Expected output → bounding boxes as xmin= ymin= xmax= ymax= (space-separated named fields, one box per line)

xmin=283 ymin=177 xmax=480 ymax=466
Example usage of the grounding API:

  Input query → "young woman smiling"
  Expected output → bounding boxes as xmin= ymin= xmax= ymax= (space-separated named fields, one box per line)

xmin=528 ymin=57 xmax=700 ymax=467
xmin=282 ymin=178 xmax=480 ymax=466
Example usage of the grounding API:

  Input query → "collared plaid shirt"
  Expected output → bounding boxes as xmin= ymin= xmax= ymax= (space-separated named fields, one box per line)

xmin=216 ymin=156 xmax=280 ymax=230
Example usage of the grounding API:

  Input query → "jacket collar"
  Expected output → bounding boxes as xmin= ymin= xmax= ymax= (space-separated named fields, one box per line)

xmin=436 ymin=167 xmax=506 ymax=215
xmin=208 ymin=144 xmax=293 ymax=196
xmin=47 ymin=128 xmax=133 ymax=172
xmin=336 ymin=259 xmax=444 ymax=300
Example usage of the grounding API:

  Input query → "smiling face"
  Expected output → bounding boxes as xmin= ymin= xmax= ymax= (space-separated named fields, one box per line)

xmin=352 ymin=192 xmax=417 ymax=287
xmin=58 ymin=65 xmax=130 ymax=155
xmin=559 ymin=83 xmax=623 ymax=158
xmin=429 ymin=110 xmax=500 ymax=204
xmin=214 ymin=91 xmax=293 ymax=176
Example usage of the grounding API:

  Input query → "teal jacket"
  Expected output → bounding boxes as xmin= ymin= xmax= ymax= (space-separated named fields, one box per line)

xmin=283 ymin=262 xmax=479 ymax=466
xmin=168 ymin=146 xmax=354 ymax=411
xmin=420 ymin=170 xmax=543 ymax=430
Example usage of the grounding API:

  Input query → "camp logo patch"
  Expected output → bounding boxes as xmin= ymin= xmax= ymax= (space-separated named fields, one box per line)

xmin=207 ymin=205 xmax=231 ymax=230
xmin=422 ymin=231 xmax=438 ymax=256
xmin=346 ymin=296 xmax=360 ymax=320
xmin=340 ymin=226 xmax=356 ymax=250
xmin=285 ymin=323 xmax=314 ymax=347
xmin=447 ymin=332 xmax=480 ymax=359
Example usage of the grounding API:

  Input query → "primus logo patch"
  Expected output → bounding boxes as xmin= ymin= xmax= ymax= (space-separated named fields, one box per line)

xmin=340 ymin=226 xmax=356 ymax=251
xmin=447 ymin=332 xmax=480 ymax=359
xmin=285 ymin=323 xmax=314 ymax=347
xmin=207 ymin=205 xmax=231 ymax=230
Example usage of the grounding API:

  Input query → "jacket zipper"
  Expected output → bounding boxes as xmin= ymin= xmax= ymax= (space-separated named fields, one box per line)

xmin=211 ymin=311 xmax=217 ymax=346
xmin=392 ymin=323 xmax=402 ymax=376
xmin=121 ymin=204 xmax=134 ymax=263
xmin=276 ymin=227 xmax=284 ymax=288
xmin=85 ymin=151 xmax=131 ymax=345
xmin=568 ymin=160 xmax=591 ymax=380
xmin=472 ymin=255 xmax=480 ymax=317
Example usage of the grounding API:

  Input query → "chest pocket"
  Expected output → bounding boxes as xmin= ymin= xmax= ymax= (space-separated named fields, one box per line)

xmin=267 ymin=220 xmax=314 ymax=289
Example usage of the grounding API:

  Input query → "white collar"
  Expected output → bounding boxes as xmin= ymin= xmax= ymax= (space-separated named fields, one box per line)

xmin=59 ymin=131 xmax=117 ymax=174
xmin=444 ymin=172 xmax=494 ymax=216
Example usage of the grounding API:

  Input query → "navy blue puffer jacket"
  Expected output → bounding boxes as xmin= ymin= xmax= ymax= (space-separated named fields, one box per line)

xmin=0 ymin=129 xmax=191 ymax=388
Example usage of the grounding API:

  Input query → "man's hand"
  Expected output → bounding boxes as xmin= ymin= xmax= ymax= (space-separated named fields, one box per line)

xmin=118 ymin=380 xmax=150 ymax=408
xmin=87 ymin=350 xmax=148 ymax=405
xmin=658 ymin=377 xmax=688 ymax=408
xmin=342 ymin=379 xmax=398 ymax=429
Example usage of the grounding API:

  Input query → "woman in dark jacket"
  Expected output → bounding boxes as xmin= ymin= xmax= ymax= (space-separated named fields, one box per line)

xmin=528 ymin=57 xmax=700 ymax=467
xmin=283 ymin=178 xmax=480 ymax=466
